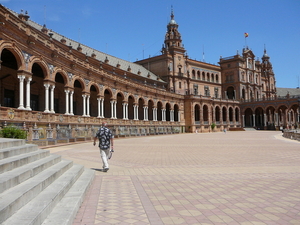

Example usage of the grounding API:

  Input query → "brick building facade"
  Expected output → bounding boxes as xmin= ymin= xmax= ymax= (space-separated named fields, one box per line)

xmin=0 ymin=5 xmax=299 ymax=145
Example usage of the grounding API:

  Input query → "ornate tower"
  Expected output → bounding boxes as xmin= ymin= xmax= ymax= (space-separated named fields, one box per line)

xmin=261 ymin=48 xmax=276 ymax=98
xmin=162 ymin=9 xmax=185 ymax=55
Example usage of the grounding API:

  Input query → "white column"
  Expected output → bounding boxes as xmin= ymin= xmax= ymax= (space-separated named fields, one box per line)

xmin=44 ymin=83 xmax=50 ymax=113
xmin=65 ymin=90 xmax=69 ymax=115
xmin=145 ymin=106 xmax=149 ymax=121
xmin=126 ymin=103 xmax=128 ymax=119
xmin=171 ymin=110 xmax=174 ymax=122
xmin=69 ymin=91 xmax=74 ymax=115
xmin=178 ymin=111 xmax=180 ymax=122
xmin=134 ymin=105 xmax=138 ymax=120
xmin=253 ymin=114 xmax=256 ymax=127
xmin=122 ymin=103 xmax=126 ymax=119
xmin=110 ymin=101 xmax=114 ymax=119
xmin=154 ymin=108 xmax=157 ymax=121
xmin=133 ymin=105 xmax=136 ymax=120
xmin=86 ymin=95 xmax=90 ymax=117
xmin=101 ymin=98 xmax=104 ymax=118
xmin=162 ymin=109 xmax=166 ymax=121
xmin=97 ymin=98 xmax=101 ymax=118
xmin=50 ymin=85 xmax=55 ymax=113
xmin=25 ymin=77 xmax=32 ymax=110
xmin=143 ymin=106 xmax=146 ymax=121
xmin=18 ymin=75 xmax=25 ymax=109
xmin=275 ymin=113 xmax=278 ymax=126
xmin=114 ymin=101 xmax=117 ymax=119
xmin=82 ymin=94 xmax=87 ymax=116
xmin=264 ymin=113 xmax=267 ymax=126
xmin=242 ymin=115 xmax=245 ymax=127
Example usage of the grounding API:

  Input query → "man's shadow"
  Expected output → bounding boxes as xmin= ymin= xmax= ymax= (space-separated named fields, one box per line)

xmin=91 ymin=168 xmax=105 ymax=172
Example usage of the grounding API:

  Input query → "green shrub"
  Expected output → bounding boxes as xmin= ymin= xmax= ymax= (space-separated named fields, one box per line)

xmin=0 ymin=126 xmax=27 ymax=139
xmin=211 ymin=123 xmax=216 ymax=130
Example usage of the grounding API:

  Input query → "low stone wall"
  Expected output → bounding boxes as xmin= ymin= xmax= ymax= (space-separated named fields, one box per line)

xmin=283 ymin=130 xmax=300 ymax=142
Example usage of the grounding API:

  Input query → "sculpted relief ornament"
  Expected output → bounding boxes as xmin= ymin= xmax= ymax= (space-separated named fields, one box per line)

xmin=22 ymin=51 xmax=32 ymax=70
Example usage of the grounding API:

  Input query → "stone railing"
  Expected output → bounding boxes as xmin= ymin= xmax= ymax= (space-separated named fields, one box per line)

xmin=0 ymin=107 xmax=183 ymax=146
xmin=282 ymin=130 xmax=300 ymax=142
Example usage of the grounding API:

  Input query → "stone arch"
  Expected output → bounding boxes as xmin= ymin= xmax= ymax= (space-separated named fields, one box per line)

xmin=28 ymin=57 xmax=50 ymax=79
xmin=266 ymin=105 xmax=276 ymax=129
xmin=206 ymin=72 xmax=210 ymax=82
xmin=192 ymin=70 xmax=196 ymax=79
xmin=0 ymin=42 xmax=24 ymax=70
xmin=31 ymin=62 xmax=48 ymax=111
xmin=203 ymin=104 xmax=209 ymax=122
xmin=215 ymin=105 xmax=221 ymax=122
xmin=215 ymin=74 xmax=219 ymax=83
xmin=148 ymin=99 xmax=154 ymax=121
xmin=53 ymin=69 xmax=69 ymax=86
xmin=0 ymin=47 xmax=23 ymax=108
xmin=174 ymin=104 xmax=179 ymax=121
xmin=128 ymin=95 xmax=135 ymax=120
xmin=53 ymin=71 xmax=69 ymax=114
xmin=244 ymin=108 xmax=253 ymax=127
xmin=254 ymin=107 xmax=264 ymax=129
xmin=116 ymin=92 xmax=124 ymax=119
xmin=89 ymin=84 xmax=100 ymax=117
xmin=73 ymin=78 xmax=86 ymax=116
xmin=235 ymin=107 xmax=240 ymax=122
xmin=202 ymin=72 xmax=205 ymax=80
xmin=229 ymin=107 xmax=234 ymax=122
xmin=104 ymin=88 xmax=113 ymax=118
xmin=138 ymin=97 xmax=145 ymax=120
xmin=166 ymin=102 xmax=171 ymax=121
xmin=157 ymin=101 xmax=163 ymax=121
xmin=226 ymin=86 xmax=235 ymax=99
xmin=222 ymin=106 xmax=227 ymax=123
xmin=194 ymin=104 xmax=200 ymax=123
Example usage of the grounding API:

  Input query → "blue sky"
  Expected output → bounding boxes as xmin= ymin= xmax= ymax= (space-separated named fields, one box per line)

xmin=1 ymin=0 xmax=300 ymax=88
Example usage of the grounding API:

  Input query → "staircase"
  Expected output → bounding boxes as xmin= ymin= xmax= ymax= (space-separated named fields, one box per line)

xmin=243 ymin=127 xmax=257 ymax=131
xmin=0 ymin=138 xmax=95 ymax=225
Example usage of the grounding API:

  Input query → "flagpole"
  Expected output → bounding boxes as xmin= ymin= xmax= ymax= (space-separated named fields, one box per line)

xmin=244 ymin=33 xmax=248 ymax=48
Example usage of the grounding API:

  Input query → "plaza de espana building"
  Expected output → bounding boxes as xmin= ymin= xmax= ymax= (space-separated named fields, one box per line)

xmin=0 ymin=5 xmax=299 ymax=145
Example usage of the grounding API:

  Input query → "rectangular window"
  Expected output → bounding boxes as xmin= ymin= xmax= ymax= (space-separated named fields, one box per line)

xmin=214 ymin=87 xmax=219 ymax=98
xmin=204 ymin=86 xmax=210 ymax=96
xmin=193 ymin=84 xmax=198 ymax=95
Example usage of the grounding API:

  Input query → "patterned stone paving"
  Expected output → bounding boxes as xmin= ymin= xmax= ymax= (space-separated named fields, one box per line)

xmin=45 ymin=131 xmax=300 ymax=225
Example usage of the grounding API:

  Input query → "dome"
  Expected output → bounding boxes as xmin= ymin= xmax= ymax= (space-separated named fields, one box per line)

xmin=169 ymin=9 xmax=177 ymax=25
xmin=262 ymin=48 xmax=270 ymax=59
xmin=169 ymin=19 xmax=177 ymax=25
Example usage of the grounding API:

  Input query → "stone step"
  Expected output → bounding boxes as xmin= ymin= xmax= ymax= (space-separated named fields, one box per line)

xmin=0 ymin=159 xmax=73 ymax=224
xmin=0 ymin=154 xmax=62 ymax=193
xmin=0 ymin=149 xmax=50 ymax=174
xmin=0 ymin=143 xmax=39 ymax=160
xmin=0 ymin=138 xmax=25 ymax=149
xmin=42 ymin=169 xmax=95 ymax=225
xmin=1 ymin=164 xmax=87 ymax=225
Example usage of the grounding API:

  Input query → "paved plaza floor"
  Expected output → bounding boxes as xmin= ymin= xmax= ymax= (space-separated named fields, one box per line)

xmin=46 ymin=131 xmax=300 ymax=225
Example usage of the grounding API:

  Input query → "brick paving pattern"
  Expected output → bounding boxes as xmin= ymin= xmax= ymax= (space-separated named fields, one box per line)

xmin=46 ymin=131 xmax=300 ymax=225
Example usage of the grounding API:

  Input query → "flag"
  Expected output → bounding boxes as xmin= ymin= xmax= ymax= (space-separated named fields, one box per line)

xmin=244 ymin=32 xmax=249 ymax=38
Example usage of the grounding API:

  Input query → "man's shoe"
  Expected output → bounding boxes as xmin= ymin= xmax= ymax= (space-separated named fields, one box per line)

xmin=103 ymin=168 xmax=109 ymax=172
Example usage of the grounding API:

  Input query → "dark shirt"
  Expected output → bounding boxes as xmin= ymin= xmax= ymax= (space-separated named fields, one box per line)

xmin=95 ymin=126 xmax=114 ymax=150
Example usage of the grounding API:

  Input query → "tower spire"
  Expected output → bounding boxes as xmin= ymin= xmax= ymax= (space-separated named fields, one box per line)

xmin=163 ymin=7 xmax=185 ymax=54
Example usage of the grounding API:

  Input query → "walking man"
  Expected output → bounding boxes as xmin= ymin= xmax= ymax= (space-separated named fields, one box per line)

xmin=93 ymin=121 xmax=114 ymax=172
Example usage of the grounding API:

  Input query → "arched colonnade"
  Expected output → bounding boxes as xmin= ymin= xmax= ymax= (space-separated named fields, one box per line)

xmin=0 ymin=45 xmax=180 ymax=123
xmin=243 ymin=104 xmax=300 ymax=129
